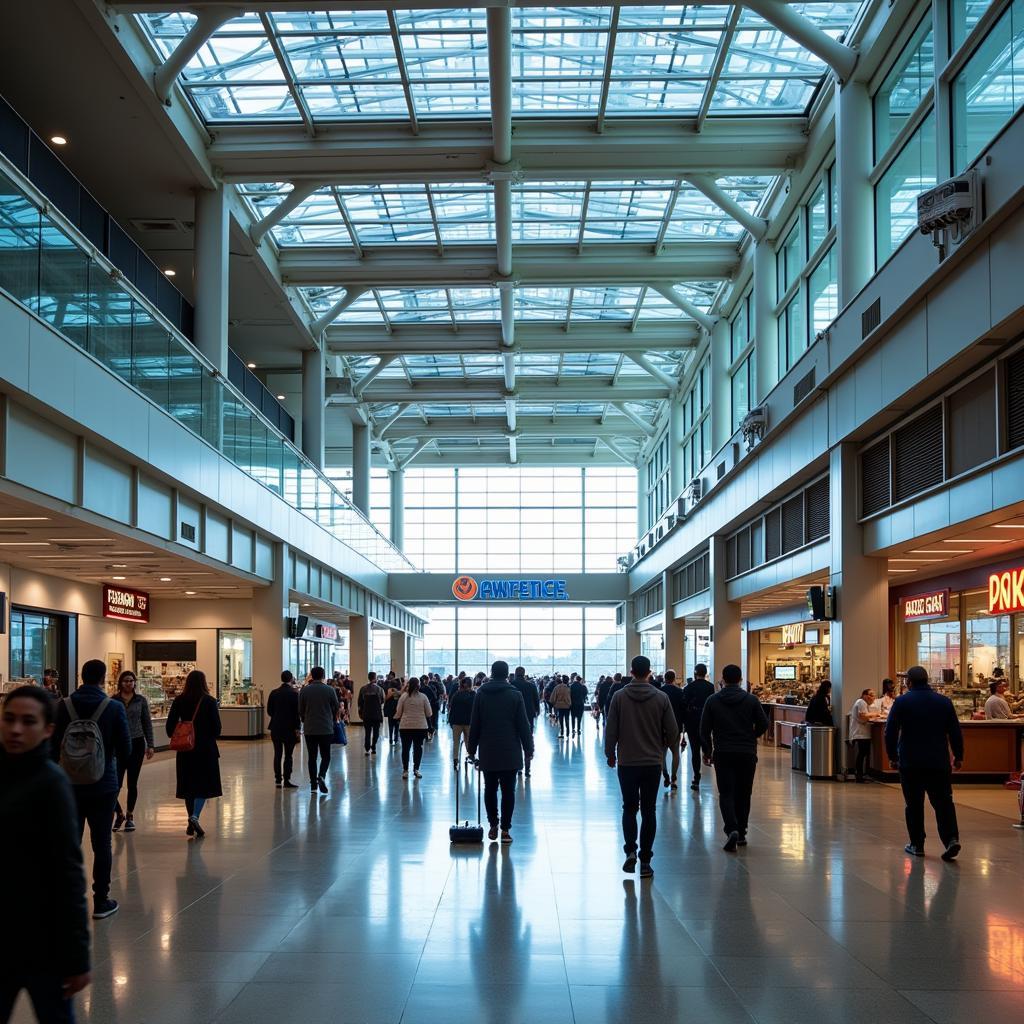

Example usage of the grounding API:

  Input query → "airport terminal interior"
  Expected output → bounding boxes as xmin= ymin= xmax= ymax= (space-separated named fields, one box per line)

xmin=1 ymin=0 xmax=1024 ymax=1021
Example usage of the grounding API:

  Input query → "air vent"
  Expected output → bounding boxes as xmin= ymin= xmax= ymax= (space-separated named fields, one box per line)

xmin=893 ymin=404 xmax=944 ymax=502
xmin=180 ymin=522 xmax=197 ymax=542
xmin=1007 ymin=350 xmax=1024 ymax=450
xmin=781 ymin=495 xmax=804 ymax=554
xmin=861 ymin=298 xmax=882 ymax=338
xmin=765 ymin=507 xmax=782 ymax=561
xmin=717 ymin=461 xmax=726 ymax=480
xmin=129 ymin=217 xmax=186 ymax=233
xmin=793 ymin=367 xmax=816 ymax=406
xmin=736 ymin=526 xmax=751 ymax=574
xmin=805 ymin=477 xmax=830 ymax=541
xmin=861 ymin=439 xmax=891 ymax=516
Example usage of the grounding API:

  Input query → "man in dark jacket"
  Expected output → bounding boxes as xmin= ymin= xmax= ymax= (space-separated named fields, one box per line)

xmin=1 ymin=686 xmax=91 ymax=1022
xmin=358 ymin=672 xmax=385 ymax=756
xmin=51 ymin=659 xmax=131 ymax=919
xmin=267 ymin=671 xmax=301 ymax=788
xmin=700 ymin=664 xmax=768 ymax=852
xmin=448 ymin=677 xmax=476 ymax=770
xmin=595 ymin=675 xmax=614 ymax=729
xmin=605 ymin=655 xmax=680 ymax=879
xmin=681 ymin=663 xmax=715 ymax=790
xmin=569 ymin=677 xmax=589 ymax=738
xmin=511 ymin=666 xmax=540 ymax=740
xmin=885 ymin=664 xmax=964 ymax=861
xmin=468 ymin=660 xmax=534 ymax=843
xmin=299 ymin=667 xmax=340 ymax=794
xmin=662 ymin=670 xmax=686 ymax=791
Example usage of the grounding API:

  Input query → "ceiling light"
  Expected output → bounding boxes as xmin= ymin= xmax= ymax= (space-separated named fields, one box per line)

xmin=889 ymin=558 xmax=945 ymax=562
xmin=111 ymin=564 xmax=128 ymax=568
xmin=50 ymin=135 xmax=67 ymax=146
xmin=111 ymin=576 xmax=126 ymax=581
xmin=48 ymin=538 xmax=113 ymax=544
xmin=163 ymin=268 xmax=176 ymax=277
xmin=888 ymin=568 xmax=917 ymax=573
xmin=993 ymin=524 xmax=1024 ymax=529
xmin=912 ymin=549 xmax=970 ymax=554
xmin=0 ymin=516 xmax=50 ymax=522
xmin=185 ymin=591 xmax=196 ymax=595
xmin=159 ymin=577 xmax=172 ymax=582
xmin=0 ymin=541 xmax=50 ymax=546
xmin=247 ymin=362 xmax=256 ymax=369
xmin=944 ymin=538 xmax=1006 ymax=543
xmin=276 ymin=394 xmax=286 ymax=400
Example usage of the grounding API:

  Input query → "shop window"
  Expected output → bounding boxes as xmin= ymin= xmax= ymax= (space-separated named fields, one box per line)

xmin=218 ymin=630 xmax=254 ymax=706
xmin=948 ymin=370 xmax=997 ymax=476
xmin=135 ymin=640 xmax=198 ymax=715
xmin=8 ymin=609 xmax=65 ymax=685
xmin=964 ymin=589 xmax=1010 ymax=685
xmin=901 ymin=594 xmax=962 ymax=687
xmin=875 ymin=111 xmax=937 ymax=264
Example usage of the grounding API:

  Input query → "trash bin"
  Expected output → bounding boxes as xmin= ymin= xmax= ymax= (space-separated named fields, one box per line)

xmin=791 ymin=729 xmax=806 ymax=772
xmin=805 ymin=726 xmax=835 ymax=779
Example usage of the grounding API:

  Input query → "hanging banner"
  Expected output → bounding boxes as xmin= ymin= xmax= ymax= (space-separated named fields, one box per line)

xmin=452 ymin=575 xmax=570 ymax=602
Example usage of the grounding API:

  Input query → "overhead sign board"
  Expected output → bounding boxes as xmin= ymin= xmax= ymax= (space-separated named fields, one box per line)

xmin=904 ymin=589 xmax=949 ymax=622
xmin=989 ymin=568 xmax=1024 ymax=615
xmin=452 ymin=575 xmax=569 ymax=602
xmin=780 ymin=623 xmax=804 ymax=645
xmin=102 ymin=584 xmax=150 ymax=623
xmin=315 ymin=623 xmax=339 ymax=641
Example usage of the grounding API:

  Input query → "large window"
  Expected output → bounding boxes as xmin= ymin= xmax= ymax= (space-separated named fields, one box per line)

xmin=680 ymin=355 xmax=711 ymax=487
xmin=645 ymin=432 xmax=670 ymax=528
xmin=874 ymin=18 xmax=935 ymax=159
xmin=875 ymin=111 xmax=937 ymax=262
xmin=731 ymin=352 xmax=754 ymax=432
xmin=809 ymin=246 xmax=838 ymax=334
xmin=729 ymin=291 xmax=755 ymax=431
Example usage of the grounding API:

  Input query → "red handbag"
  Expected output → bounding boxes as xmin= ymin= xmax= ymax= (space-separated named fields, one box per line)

xmin=169 ymin=700 xmax=199 ymax=752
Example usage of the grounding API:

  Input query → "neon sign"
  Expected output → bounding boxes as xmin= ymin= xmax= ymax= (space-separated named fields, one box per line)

xmin=989 ymin=568 xmax=1024 ymax=615
xmin=904 ymin=589 xmax=949 ymax=621
xmin=452 ymin=576 xmax=569 ymax=602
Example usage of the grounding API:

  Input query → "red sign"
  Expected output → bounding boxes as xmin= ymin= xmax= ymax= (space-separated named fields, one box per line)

xmin=316 ymin=623 xmax=338 ymax=641
xmin=903 ymin=589 xmax=949 ymax=621
xmin=102 ymin=584 xmax=150 ymax=623
xmin=989 ymin=568 xmax=1024 ymax=614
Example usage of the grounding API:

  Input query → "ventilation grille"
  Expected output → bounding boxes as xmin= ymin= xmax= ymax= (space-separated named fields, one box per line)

xmin=861 ymin=297 xmax=882 ymax=338
xmin=861 ymin=440 xmax=891 ymax=516
xmin=1008 ymin=350 xmax=1024 ymax=450
xmin=805 ymin=477 xmax=830 ymax=541
xmin=765 ymin=507 xmax=782 ymax=561
xmin=793 ymin=367 xmax=817 ymax=406
xmin=893 ymin=404 xmax=944 ymax=503
xmin=671 ymin=552 xmax=710 ymax=602
xmin=726 ymin=536 xmax=737 ymax=578
xmin=717 ymin=461 xmax=726 ymax=480
xmin=736 ymin=526 xmax=752 ymax=574
xmin=781 ymin=495 xmax=805 ymax=554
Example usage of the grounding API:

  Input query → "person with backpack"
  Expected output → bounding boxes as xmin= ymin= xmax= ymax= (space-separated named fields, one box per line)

xmin=358 ymin=672 xmax=385 ymax=757
xmin=1 ymin=686 xmax=91 ymax=1022
xmin=166 ymin=670 xmax=222 ymax=838
xmin=267 ymin=671 xmax=300 ymax=788
xmin=50 ymin=658 xmax=131 ymax=920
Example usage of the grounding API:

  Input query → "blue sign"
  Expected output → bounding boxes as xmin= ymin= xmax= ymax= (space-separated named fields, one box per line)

xmin=452 ymin=576 xmax=569 ymax=602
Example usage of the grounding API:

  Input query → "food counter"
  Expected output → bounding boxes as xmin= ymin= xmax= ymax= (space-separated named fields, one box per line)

xmin=761 ymin=702 xmax=809 ymax=748
xmin=220 ymin=705 xmax=265 ymax=739
xmin=869 ymin=720 xmax=1024 ymax=781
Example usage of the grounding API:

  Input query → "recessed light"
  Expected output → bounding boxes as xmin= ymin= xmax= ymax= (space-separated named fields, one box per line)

xmin=944 ymin=538 xmax=1005 ymax=543
xmin=993 ymin=524 xmax=1024 ymax=529
xmin=111 ymin=564 xmax=128 ymax=569
xmin=889 ymin=558 xmax=945 ymax=562
xmin=247 ymin=362 xmax=256 ymax=369
xmin=50 ymin=135 xmax=67 ymax=146
xmin=111 ymin=575 xmax=126 ymax=581
xmin=888 ymin=568 xmax=917 ymax=573
xmin=159 ymin=577 xmax=172 ymax=582
xmin=48 ymin=538 xmax=113 ymax=543
xmin=0 ymin=541 xmax=50 ymax=546
xmin=185 ymin=590 xmax=196 ymax=595
xmin=163 ymin=268 xmax=176 ymax=277
xmin=912 ymin=549 xmax=969 ymax=554
xmin=276 ymin=394 xmax=286 ymax=400
xmin=0 ymin=516 xmax=50 ymax=522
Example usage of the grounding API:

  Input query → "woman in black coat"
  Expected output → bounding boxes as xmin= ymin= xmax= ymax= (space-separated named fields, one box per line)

xmin=166 ymin=669 xmax=222 ymax=838
xmin=805 ymin=680 xmax=834 ymax=727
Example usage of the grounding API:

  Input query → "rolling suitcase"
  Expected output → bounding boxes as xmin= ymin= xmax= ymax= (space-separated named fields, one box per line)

xmin=450 ymin=759 xmax=484 ymax=844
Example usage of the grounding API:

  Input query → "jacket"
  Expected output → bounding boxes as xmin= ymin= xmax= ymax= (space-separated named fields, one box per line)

xmin=679 ymin=678 xmax=715 ymax=732
xmin=468 ymin=679 xmax=534 ymax=772
xmin=699 ymin=685 xmax=769 ymax=757
xmin=0 ymin=742 xmax=90 ymax=977
xmin=396 ymin=691 xmax=433 ymax=730
xmin=51 ymin=684 xmax=131 ymax=797
xmin=448 ymin=689 xmax=476 ymax=726
xmin=551 ymin=682 xmax=572 ymax=710
xmin=884 ymin=685 xmax=964 ymax=772
xmin=298 ymin=681 xmax=340 ymax=736
xmin=804 ymin=692 xmax=834 ymax=727
xmin=511 ymin=676 xmax=540 ymax=718
xmin=118 ymin=692 xmax=155 ymax=746
xmin=663 ymin=684 xmax=686 ymax=732
xmin=267 ymin=684 xmax=300 ymax=739
xmin=358 ymin=683 xmax=385 ymax=724
xmin=569 ymin=680 xmax=589 ymax=710
xmin=604 ymin=682 xmax=679 ymax=767
xmin=167 ymin=694 xmax=222 ymax=800
xmin=596 ymin=678 xmax=614 ymax=710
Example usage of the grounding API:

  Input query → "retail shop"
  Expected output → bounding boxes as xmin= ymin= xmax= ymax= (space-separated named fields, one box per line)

xmin=286 ymin=613 xmax=347 ymax=680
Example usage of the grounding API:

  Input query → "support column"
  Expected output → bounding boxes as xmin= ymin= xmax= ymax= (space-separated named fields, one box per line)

xmin=351 ymin=422 xmax=370 ymax=516
xmin=709 ymin=535 xmax=742 ymax=685
xmin=625 ymin=603 xmax=641 ymax=664
xmin=348 ymin=614 xmax=371 ymax=724
xmin=663 ymin=570 xmax=686 ymax=679
xmin=193 ymin=185 xmax=230 ymax=375
xmin=389 ymin=468 xmax=405 ymax=549
xmin=668 ymin=393 xmax=685 ymax=502
xmin=829 ymin=444 xmax=889 ymax=756
xmin=390 ymin=628 xmax=407 ymax=677
xmin=252 ymin=543 xmax=288 ymax=733
xmin=301 ymin=346 xmax=325 ymax=469
xmin=836 ymin=80 xmax=874 ymax=306
xmin=710 ymin=317 xmax=732 ymax=450
xmin=753 ymin=236 xmax=777 ymax=403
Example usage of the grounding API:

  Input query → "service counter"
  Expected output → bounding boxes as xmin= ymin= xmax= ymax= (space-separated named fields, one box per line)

xmin=869 ymin=720 xmax=1024 ymax=781
xmin=761 ymin=702 xmax=809 ymax=748
xmin=220 ymin=705 xmax=265 ymax=739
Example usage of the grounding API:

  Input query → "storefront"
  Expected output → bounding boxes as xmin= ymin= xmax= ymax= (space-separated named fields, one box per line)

xmin=7 ymin=605 xmax=75 ymax=695
xmin=286 ymin=618 xmax=347 ymax=680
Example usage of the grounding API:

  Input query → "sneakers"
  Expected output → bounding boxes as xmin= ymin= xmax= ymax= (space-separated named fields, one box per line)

xmin=737 ymin=836 xmax=748 ymax=847
xmin=275 ymin=780 xmax=283 ymax=788
xmin=723 ymin=831 xmax=740 ymax=853
xmin=941 ymin=840 xmax=962 ymax=862
xmin=189 ymin=816 xmax=205 ymax=839
xmin=690 ymin=780 xmax=700 ymax=791
xmin=905 ymin=843 xmax=925 ymax=857
xmin=124 ymin=817 xmax=136 ymax=833
xmin=310 ymin=782 xmax=318 ymax=794
xmin=639 ymin=861 xmax=654 ymax=879
xmin=488 ymin=824 xmax=499 ymax=842
xmin=500 ymin=830 xmax=513 ymax=844
xmin=364 ymin=749 xmax=370 ymax=757
xmin=283 ymin=780 xmax=298 ymax=789
xmin=670 ymin=777 xmax=678 ymax=792
xmin=317 ymin=777 xmax=329 ymax=794
xmin=402 ymin=770 xmax=409 ymax=779
xmin=662 ymin=773 xmax=671 ymax=790
xmin=186 ymin=818 xmax=195 ymax=836
xmin=93 ymin=898 xmax=119 ymax=920
xmin=622 ymin=851 xmax=637 ymax=873
xmin=414 ymin=770 xmax=422 ymax=779
xmin=113 ymin=810 xmax=125 ymax=832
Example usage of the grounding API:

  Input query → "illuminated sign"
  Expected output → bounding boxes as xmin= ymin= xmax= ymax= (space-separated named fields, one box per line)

xmin=102 ymin=584 xmax=150 ymax=623
xmin=452 ymin=575 xmax=569 ymax=602
xmin=989 ymin=568 xmax=1024 ymax=615
xmin=904 ymin=589 xmax=949 ymax=621
xmin=316 ymin=623 xmax=339 ymax=641
xmin=780 ymin=624 xmax=804 ymax=645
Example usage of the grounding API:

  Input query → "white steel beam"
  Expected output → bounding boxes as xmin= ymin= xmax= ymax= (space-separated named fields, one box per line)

xmin=361 ymin=380 xmax=670 ymax=404
xmin=509 ymin=435 xmax=518 ymax=464
xmin=741 ymin=0 xmax=858 ymax=80
xmin=505 ymin=399 xmax=518 ymax=433
xmin=353 ymin=356 xmax=396 ymax=395
xmin=651 ymin=284 xmax=718 ymax=332
xmin=311 ymin=287 xmax=367 ymax=335
xmin=600 ymin=438 xmax=639 ymax=467
xmin=397 ymin=437 xmax=433 ymax=470
xmin=627 ymin=353 xmax=678 ymax=390
xmin=151 ymin=5 xmax=238 ymax=103
xmin=503 ymin=350 xmax=516 ymax=392
xmin=259 ymin=12 xmax=315 ymax=136
xmin=383 ymin=449 xmax=629 ymax=468
xmin=382 ymin=418 xmax=648 ymax=440
xmin=386 ymin=9 xmax=420 ymax=136
xmin=249 ymin=180 xmax=321 ymax=244
xmin=612 ymin=402 xmax=657 ymax=437
xmin=685 ymin=174 xmax=769 ymax=241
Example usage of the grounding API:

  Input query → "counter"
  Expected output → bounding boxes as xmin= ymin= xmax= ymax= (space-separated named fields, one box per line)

xmin=762 ymin=702 xmax=809 ymax=748
xmin=869 ymin=720 xmax=1024 ymax=781
xmin=220 ymin=705 xmax=265 ymax=739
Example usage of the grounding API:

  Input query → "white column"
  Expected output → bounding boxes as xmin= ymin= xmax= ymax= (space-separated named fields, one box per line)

xmin=663 ymin=570 xmax=686 ymax=679
xmin=351 ymin=422 xmax=371 ymax=516
xmin=301 ymin=346 xmax=325 ymax=469
xmin=836 ymin=80 xmax=874 ymax=306
xmin=193 ymin=185 xmax=229 ymax=375
xmin=389 ymin=468 xmax=405 ymax=549
xmin=389 ymin=628 xmax=407 ymax=677
xmin=348 ymin=614 xmax=370 ymax=723
xmin=625 ymin=602 xmax=641 ymax=664
xmin=753 ymin=237 xmax=777 ymax=403
xmin=829 ymin=444 xmax=889 ymax=750
xmin=252 ymin=543 xmax=288 ymax=733
xmin=709 ymin=535 xmax=741 ymax=685
xmin=668 ymin=393 xmax=685 ymax=502
xmin=710 ymin=317 xmax=733 ymax=450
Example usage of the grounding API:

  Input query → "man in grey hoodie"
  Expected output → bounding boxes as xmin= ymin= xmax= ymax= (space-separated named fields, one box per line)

xmin=699 ymin=664 xmax=769 ymax=852
xmin=604 ymin=655 xmax=680 ymax=878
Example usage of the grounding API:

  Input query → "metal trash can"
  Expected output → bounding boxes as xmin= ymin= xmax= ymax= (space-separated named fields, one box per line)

xmin=791 ymin=729 xmax=807 ymax=772
xmin=805 ymin=726 xmax=835 ymax=779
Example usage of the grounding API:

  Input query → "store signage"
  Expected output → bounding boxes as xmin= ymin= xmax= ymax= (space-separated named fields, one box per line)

xmin=989 ymin=568 xmax=1024 ymax=614
xmin=316 ymin=623 xmax=339 ymax=641
xmin=780 ymin=624 xmax=804 ymax=645
xmin=102 ymin=584 xmax=150 ymax=623
xmin=452 ymin=575 xmax=569 ymax=602
xmin=904 ymin=589 xmax=949 ymax=622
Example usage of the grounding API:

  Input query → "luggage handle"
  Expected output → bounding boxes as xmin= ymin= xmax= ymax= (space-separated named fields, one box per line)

xmin=453 ymin=754 xmax=481 ymax=827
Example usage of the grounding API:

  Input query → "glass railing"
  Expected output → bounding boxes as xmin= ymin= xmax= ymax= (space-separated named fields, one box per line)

xmin=0 ymin=162 xmax=416 ymax=573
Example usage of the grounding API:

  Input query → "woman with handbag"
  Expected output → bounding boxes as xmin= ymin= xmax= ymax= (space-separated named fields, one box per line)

xmin=166 ymin=670 xmax=222 ymax=838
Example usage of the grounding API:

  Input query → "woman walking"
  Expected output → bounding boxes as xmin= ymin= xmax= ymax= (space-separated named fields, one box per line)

xmin=166 ymin=670 xmax=222 ymax=838
xmin=112 ymin=670 xmax=155 ymax=832
xmin=383 ymin=679 xmax=401 ymax=744
xmin=395 ymin=677 xmax=432 ymax=780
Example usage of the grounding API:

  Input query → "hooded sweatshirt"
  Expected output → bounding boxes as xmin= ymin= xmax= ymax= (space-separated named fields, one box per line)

xmin=604 ymin=681 xmax=680 ymax=767
xmin=699 ymin=685 xmax=769 ymax=757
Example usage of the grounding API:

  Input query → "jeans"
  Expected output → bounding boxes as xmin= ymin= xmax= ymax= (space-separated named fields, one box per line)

xmin=852 ymin=738 xmax=871 ymax=780
xmin=685 ymin=727 xmax=703 ymax=780
xmin=185 ymin=796 xmax=207 ymax=820
xmin=75 ymin=791 xmax=116 ymax=902
xmin=363 ymin=722 xmax=381 ymax=752
xmin=899 ymin=766 xmax=960 ymax=849
xmin=115 ymin=736 xmax=147 ymax=815
xmin=387 ymin=717 xmax=400 ymax=742
xmin=556 ymin=708 xmax=570 ymax=734
xmin=483 ymin=769 xmax=517 ymax=829
xmin=713 ymin=751 xmax=758 ymax=837
xmin=0 ymin=974 xmax=75 ymax=1024
xmin=306 ymin=734 xmax=332 ymax=782
xmin=400 ymin=729 xmax=427 ymax=771
xmin=272 ymin=735 xmax=297 ymax=782
xmin=451 ymin=724 xmax=470 ymax=764
xmin=617 ymin=764 xmax=662 ymax=861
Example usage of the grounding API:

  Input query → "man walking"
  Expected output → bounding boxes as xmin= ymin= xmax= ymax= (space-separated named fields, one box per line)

xmin=700 ymin=664 xmax=768 ymax=852
xmin=358 ymin=672 xmax=385 ymax=757
xmin=267 ymin=671 xmax=300 ymax=788
xmin=680 ymin=663 xmax=715 ymax=790
xmin=448 ymin=676 xmax=475 ymax=769
xmin=467 ymin=661 xmax=534 ymax=844
xmin=604 ymin=655 xmax=679 ymax=879
xmin=569 ymin=676 xmax=589 ymax=738
xmin=885 ymin=664 xmax=963 ymax=861
xmin=51 ymin=659 xmax=130 ymax=920
xmin=511 ymin=666 xmax=540 ymax=738
xmin=662 ymin=670 xmax=685 ymax=791
xmin=299 ymin=666 xmax=340 ymax=794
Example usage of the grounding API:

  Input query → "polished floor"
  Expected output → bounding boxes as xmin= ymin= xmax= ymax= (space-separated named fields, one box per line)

xmin=14 ymin=715 xmax=1024 ymax=1024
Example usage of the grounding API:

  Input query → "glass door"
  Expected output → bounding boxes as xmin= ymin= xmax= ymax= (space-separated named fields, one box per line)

xmin=8 ymin=608 xmax=67 ymax=687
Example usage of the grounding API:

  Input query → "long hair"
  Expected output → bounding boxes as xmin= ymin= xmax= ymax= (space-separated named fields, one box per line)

xmin=182 ymin=670 xmax=209 ymax=703
xmin=116 ymin=670 xmax=138 ymax=698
